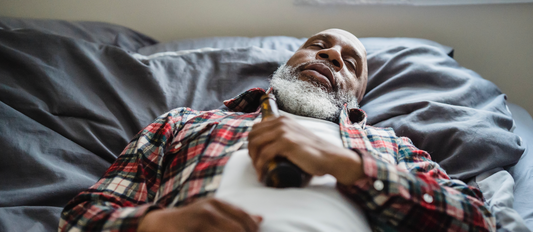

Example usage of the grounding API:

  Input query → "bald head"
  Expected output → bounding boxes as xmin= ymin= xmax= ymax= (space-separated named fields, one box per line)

xmin=286 ymin=28 xmax=368 ymax=102
xmin=317 ymin=28 xmax=366 ymax=58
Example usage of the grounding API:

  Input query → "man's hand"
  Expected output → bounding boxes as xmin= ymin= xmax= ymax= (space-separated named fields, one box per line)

xmin=138 ymin=198 xmax=262 ymax=232
xmin=248 ymin=115 xmax=365 ymax=186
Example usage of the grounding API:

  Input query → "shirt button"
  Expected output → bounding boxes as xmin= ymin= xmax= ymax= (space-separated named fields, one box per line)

xmin=373 ymin=180 xmax=384 ymax=191
xmin=423 ymin=193 xmax=433 ymax=203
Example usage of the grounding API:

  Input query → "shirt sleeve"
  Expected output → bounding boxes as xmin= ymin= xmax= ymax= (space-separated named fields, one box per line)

xmin=337 ymin=136 xmax=497 ymax=232
xmin=59 ymin=108 xmax=195 ymax=232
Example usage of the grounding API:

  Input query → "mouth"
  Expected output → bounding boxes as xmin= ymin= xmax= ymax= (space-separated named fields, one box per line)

xmin=300 ymin=63 xmax=335 ymax=90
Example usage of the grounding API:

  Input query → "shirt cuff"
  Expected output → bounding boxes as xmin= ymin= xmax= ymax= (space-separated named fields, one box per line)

xmin=337 ymin=149 xmax=414 ymax=208
xmin=102 ymin=204 xmax=163 ymax=232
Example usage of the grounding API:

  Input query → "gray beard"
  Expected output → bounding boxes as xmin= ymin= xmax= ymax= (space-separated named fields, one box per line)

xmin=270 ymin=63 xmax=359 ymax=122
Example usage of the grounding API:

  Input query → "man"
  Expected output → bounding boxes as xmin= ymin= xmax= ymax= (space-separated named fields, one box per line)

xmin=59 ymin=29 xmax=496 ymax=232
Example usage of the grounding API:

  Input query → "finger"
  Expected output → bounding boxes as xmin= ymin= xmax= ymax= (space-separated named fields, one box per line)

xmin=212 ymin=199 xmax=260 ymax=232
xmin=204 ymin=222 xmax=241 ymax=232
xmin=257 ymin=134 xmax=330 ymax=177
xmin=249 ymin=116 xmax=303 ymax=146
xmin=252 ymin=215 xmax=263 ymax=224
xmin=199 ymin=202 xmax=248 ymax=232
xmin=248 ymin=126 xmax=283 ymax=163
xmin=249 ymin=115 xmax=297 ymax=136
xmin=248 ymin=118 xmax=280 ymax=141
xmin=254 ymin=139 xmax=289 ymax=180
xmin=248 ymin=122 xmax=271 ymax=162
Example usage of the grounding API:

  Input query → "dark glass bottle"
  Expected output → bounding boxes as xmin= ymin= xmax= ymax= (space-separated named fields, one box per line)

xmin=259 ymin=93 xmax=312 ymax=188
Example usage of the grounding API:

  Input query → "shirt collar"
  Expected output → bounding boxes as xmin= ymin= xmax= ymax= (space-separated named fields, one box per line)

xmin=342 ymin=105 xmax=367 ymax=129
xmin=223 ymin=88 xmax=367 ymax=127
xmin=223 ymin=87 xmax=267 ymax=113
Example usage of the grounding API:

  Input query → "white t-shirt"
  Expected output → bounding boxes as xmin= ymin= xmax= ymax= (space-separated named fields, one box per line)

xmin=215 ymin=111 xmax=372 ymax=232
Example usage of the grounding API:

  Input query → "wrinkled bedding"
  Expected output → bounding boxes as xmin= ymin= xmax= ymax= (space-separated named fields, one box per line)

xmin=0 ymin=17 xmax=527 ymax=231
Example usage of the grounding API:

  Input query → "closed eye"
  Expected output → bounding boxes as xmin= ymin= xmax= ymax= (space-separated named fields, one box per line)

xmin=309 ymin=43 xmax=325 ymax=49
xmin=345 ymin=60 xmax=357 ymax=71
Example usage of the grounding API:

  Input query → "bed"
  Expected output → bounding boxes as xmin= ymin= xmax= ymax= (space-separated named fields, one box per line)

xmin=0 ymin=17 xmax=531 ymax=231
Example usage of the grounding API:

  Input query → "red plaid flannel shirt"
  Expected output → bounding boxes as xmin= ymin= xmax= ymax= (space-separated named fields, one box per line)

xmin=59 ymin=88 xmax=496 ymax=231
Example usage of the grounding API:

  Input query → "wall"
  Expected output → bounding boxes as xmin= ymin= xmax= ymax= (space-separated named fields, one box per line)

xmin=1 ymin=0 xmax=532 ymax=114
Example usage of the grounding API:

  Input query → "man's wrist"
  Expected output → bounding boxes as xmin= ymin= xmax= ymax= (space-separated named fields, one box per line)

xmin=138 ymin=209 xmax=162 ymax=232
xmin=330 ymin=148 xmax=365 ymax=186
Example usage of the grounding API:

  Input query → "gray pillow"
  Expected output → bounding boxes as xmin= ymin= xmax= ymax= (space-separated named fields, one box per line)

xmin=137 ymin=35 xmax=454 ymax=57
xmin=361 ymin=44 xmax=523 ymax=180
xmin=138 ymin=36 xmax=308 ymax=55
xmin=0 ymin=17 xmax=157 ymax=51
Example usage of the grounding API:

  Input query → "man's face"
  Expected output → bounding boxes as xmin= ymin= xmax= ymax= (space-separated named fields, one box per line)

xmin=286 ymin=29 xmax=368 ymax=102
xmin=269 ymin=29 xmax=367 ymax=122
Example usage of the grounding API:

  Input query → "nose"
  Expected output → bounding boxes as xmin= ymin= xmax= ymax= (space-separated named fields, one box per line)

xmin=316 ymin=48 xmax=343 ymax=72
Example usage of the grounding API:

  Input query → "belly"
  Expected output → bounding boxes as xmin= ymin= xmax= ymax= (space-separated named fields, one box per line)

xmin=215 ymin=149 xmax=372 ymax=232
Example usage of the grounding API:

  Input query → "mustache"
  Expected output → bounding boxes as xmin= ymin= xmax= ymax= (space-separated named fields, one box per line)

xmin=293 ymin=60 xmax=338 ymax=92
xmin=295 ymin=60 xmax=336 ymax=74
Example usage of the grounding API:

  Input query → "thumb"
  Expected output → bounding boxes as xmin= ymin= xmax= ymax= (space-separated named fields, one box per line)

xmin=252 ymin=215 xmax=263 ymax=224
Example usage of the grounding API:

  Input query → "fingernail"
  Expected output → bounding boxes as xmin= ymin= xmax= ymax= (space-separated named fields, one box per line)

xmin=252 ymin=215 xmax=263 ymax=223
